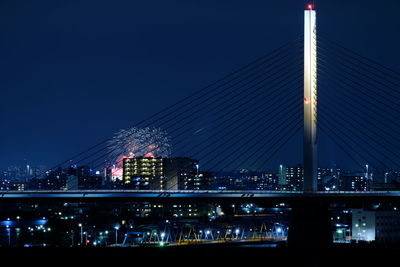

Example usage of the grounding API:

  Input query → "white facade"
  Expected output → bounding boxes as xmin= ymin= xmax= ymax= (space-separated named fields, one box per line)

xmin=303 ymin=8 xmax=318 ymax=191
xmin=351 ymin=209 xmax=375 ymax=242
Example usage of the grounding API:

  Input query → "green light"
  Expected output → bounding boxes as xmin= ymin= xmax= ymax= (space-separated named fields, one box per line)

xmin=159 ymin=242 xmax=165 ymax=247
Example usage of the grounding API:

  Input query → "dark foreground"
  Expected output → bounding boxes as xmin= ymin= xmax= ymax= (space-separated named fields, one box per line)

xmin=0 ymin=244 xmax=397 ymax=267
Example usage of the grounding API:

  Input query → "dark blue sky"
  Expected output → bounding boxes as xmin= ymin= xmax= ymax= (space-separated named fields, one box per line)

xmin=1 ymin=0 xmax=400 ymax=170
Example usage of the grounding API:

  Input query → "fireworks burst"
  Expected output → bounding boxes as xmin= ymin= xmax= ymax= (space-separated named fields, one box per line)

xmin=107 ymin=127 xmax=171 ymax=162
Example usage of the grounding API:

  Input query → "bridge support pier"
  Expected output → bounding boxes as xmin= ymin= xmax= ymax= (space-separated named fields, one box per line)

xmin=287 ymin=199 xmax=332 ymax=248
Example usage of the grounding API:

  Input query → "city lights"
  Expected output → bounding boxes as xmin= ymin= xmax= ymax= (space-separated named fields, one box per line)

xmin=0 ymin=1 xmax=399 ymax=255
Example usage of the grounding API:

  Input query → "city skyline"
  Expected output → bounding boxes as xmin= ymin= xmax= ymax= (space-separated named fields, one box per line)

xmin=1 ymin=0 xmax=400 ymax=170
xmin=4 ymin=1 xmax=400 ymax=262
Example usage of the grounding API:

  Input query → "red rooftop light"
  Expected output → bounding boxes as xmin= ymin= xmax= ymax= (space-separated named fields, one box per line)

xmin=307 ymin=4 xmax=313 ymax=10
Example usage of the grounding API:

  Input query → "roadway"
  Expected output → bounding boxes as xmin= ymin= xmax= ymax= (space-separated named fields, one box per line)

xmin=1 ymin=190 xmax=400 ymax=203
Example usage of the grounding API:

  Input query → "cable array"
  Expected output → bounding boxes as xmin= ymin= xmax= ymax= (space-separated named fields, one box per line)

xmin=317 ymin=36 xmax=400 ymax=171
xmin=34 ymin=37 xmax=304 ymax=191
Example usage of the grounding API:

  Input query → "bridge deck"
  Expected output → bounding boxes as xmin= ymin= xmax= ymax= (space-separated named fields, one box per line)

xmin=1 ymin=190 xmax=400 ymax=199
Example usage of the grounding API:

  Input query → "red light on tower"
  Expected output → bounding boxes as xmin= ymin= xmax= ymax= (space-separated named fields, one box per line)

xmin=307 ymin=4 xmax=313 ymax=10
xmin=304 ymin=97 xmax=310 ymax=104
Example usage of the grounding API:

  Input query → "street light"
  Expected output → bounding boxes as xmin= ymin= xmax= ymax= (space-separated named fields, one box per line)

xmin=205 ymin=230 xmax=211 ymax=240
xmin=78 ymin=223 xmax=83 ymax=246
xmin=6 ymin=226 xmax=11 ymax=246
xmin=160 ymin=232 xmax=165 ymax=242
xmin=276 ymin=227 xmax=282 ymax=236
xmin=235 ymin=229 xmax=240 ymax=239
xmin=114 ymin=226 xmax=119 ymax=245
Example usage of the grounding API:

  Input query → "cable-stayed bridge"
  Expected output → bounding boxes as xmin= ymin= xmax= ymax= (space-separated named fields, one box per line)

xmin=4 ymin=5 xmax=400 ymax=248
xmin=4 ymin=6 xmax=400 ymax=196
xmin=3 ymin=190 xmax=400 ymax=200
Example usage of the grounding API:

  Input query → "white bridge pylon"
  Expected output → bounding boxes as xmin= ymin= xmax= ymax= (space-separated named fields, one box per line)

xmin=303 ymin=4 xmax=318 ymax=192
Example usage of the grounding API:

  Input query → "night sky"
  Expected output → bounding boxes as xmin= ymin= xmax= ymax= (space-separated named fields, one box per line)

xmin=1 ymin=0 xmax=400 ymax=170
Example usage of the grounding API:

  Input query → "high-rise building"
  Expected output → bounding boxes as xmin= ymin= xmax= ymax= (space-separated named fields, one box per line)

xmin=283 ymin=165 xmax=303 ymax=191
xmin=164 ymin=157 xmax=198 ymax=190
xmin=122 ymin=157 xmax=211 ymax=190
xmin=122 ymin=157 xmax=164 ymax=190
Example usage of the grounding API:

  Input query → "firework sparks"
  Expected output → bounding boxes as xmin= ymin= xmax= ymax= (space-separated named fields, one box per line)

xmin=107 ymin=127 xmax=171 ymax=162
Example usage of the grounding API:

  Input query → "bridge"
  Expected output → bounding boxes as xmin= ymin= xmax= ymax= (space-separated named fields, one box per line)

xmin=3 ymin=190 xmax=400 ymax=200
xmin=16 ymin=5 xmax=400 ymax=194
xmin=4 ymin=5 xmax=400 ymax=249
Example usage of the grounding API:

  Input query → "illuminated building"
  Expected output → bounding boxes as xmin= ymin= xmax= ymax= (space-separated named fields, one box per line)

xmin=12 ymin=183 xmax=25 ymax=191
xmin=282 ymin=165 xmax=303 ymax=191
xmin=0 ymin=177 xmax=11 ymax=190
xmin=339 ymin=173 xmax=370 ymax=191
xmin=317 ymin=168 xmax=339 ymax=191
xmin=164 ymin=158 xmax=200 ymax=190
xmin=351 ymin=209 xmax=375 ymax=242
xmin=122 ymin=157 xmax=210 ymax=190
xmin=256 ymin=173 xmax=279 ymax=190
xmin=110 ymin=154 xmax=135 ymax=181
xmin=123 ymin=157 xmax=164 ymax=190
xmin=278 ymin=165 xmax=286 ymax=186
xmin=171 ymin=204 xmax=200 ymax=217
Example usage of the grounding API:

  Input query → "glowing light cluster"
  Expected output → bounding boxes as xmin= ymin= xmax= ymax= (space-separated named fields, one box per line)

xmin=110 ymin=154 xmax=134 ymax=180
xmin=107 ymin=126 xmax=171 ymax=161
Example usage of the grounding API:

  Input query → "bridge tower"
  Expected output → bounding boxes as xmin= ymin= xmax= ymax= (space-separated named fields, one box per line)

xmin=303 ymin=4 xmax=318 ymax=192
